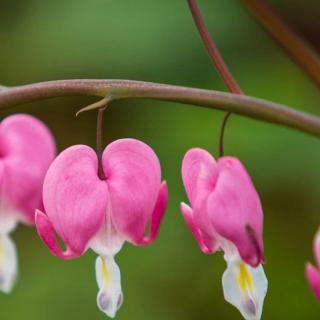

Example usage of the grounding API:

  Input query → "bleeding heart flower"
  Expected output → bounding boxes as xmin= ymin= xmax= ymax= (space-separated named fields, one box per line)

xmin=35 ymin=138 xmax=168 ymax=318
xmin=306 ymin=228 xmax=320 ymax=302
xmin=180 ymin=148 xmax=267 ymax=320
xmin=0 ymin=114 xmax=55 ymax=293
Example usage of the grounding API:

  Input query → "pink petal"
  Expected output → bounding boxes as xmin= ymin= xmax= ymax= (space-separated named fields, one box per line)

xmin=0 ymin=114 xmax=55 ymax=223
xmin=137 ymin=181 xmax=168 ymax=245
xmin=306 ymin=263 xmax=320 ymax=302
xmin=35 ymin=210 xmax=80 ymax=259
xmin=102 ymin=139 xmax=162 ymax=244
xmin=40 ymin=145 xmax=108 ymax=256
xmin=180 ymin=203 xmax=217 ymax=254
xmin=207 ymin=157 xmax=264 ymax=267
xmin=181 ymin=148 xmax=219 ymax=250
xmin=181 ymin=148 xmax=218 ymax=205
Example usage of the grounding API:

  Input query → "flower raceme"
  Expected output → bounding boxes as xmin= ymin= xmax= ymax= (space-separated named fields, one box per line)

xmin=180 ymin=148 xmax=268 ymax=320
xmin=35 ymin=138 xmax=168 ymax=318
xmin=306 ymin=228 xmax=320 ymax=302
xmin=0 ymin=114 xmax=55 ymax=293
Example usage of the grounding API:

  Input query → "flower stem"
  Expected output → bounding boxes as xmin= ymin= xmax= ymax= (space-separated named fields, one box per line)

xmin=0 ymin=79 xmax=319 ymax=137
xmin=96 ymin=103 xmax=107 ymax=180
xmin=218 ymin=112 xmax=232 ymax=158
xmin=187 ymin=0 xmax=243 ymax=94
xmin=187 ymin=0 xmax=244 ymax=157
xmin=242 ymin=0 xmax=320 ymax=89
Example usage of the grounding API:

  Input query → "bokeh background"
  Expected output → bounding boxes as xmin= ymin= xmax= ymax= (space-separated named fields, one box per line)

xmin=1 ymin=0 xmax=320 ymax=319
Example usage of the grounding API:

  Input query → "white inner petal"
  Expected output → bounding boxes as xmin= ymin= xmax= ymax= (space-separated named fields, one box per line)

xmin=222 ymin=256 xmax=268 ymax=320
xmin=95 ymin=255 xmax=123 ymax=318
xmin=89 ymin=196 xmax=125 ymax=257
xmin=89 ymin=223 xmax=124 ymax=257
xmin=0 ymin=233 xmax=18 ymax=293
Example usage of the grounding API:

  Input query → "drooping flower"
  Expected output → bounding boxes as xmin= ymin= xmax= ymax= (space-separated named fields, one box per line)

xmin=180 ymin=148 xmax=268 ymax=320
xmin=306 ymin=228 xmax=320 ymax=302
xmin=0 ymin=114 xmax=56 ymax=293
xmin=35 ymin=139 xmax=168 ymax=318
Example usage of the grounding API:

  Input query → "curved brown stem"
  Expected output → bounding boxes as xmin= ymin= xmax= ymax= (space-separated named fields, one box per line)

xmin=0 ymin=79 xmax=319 ymax=137
xmin=187 ymin=0 xmax=245 ymax=156
xmin=187 ymin=0 xmax=243 ymax=94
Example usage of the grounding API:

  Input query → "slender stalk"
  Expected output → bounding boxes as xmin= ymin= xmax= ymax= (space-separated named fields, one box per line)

xmin=187 ymin=0 xmax=243 ymax=94
xmin=219 ymin=112 xmax=231 ymax=157
xmin=242 ymin=0 xmax=320 ymax=88
xmin=96 ymin=105 xmax=107 ymax=180
xmin=187 ymin=0 xmax=245 ymax=157
xmin=0 ymin=79 xmax=319 ymax=137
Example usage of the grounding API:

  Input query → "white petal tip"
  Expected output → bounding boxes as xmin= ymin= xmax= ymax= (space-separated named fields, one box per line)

xmin=97 ymin=291 xmax=123 ymax=318
xmin=95 ymin=256 xmax=123 ymax=318
xmin=222 ymin=260 xmax=268 ymax=320
xmin=0 ymin=234 xmax=18 ymax=294
xmin=245 ymin=298 xmax=257 ymax=316
xmin=0 ymin=273 xmax=17 ymax=294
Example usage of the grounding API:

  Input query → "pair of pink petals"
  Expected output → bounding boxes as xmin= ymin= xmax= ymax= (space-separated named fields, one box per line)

xmin=180 ymin=148 xmax=264 ymax=267
xmin=0 ymin=114 xmax=56 ymax=225
xmin=306 ymin=229 xmax=320 ymax=301
xmin=35 ymin=139 xmax=168 ymax=259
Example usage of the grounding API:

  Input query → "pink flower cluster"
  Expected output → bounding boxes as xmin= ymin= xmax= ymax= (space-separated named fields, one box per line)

xmin=3 ymin=112 xmax=316 ymax=319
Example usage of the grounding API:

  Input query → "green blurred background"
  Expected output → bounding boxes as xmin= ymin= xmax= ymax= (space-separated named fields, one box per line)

xmin=1 ymin=0 xmax=320 ymax=319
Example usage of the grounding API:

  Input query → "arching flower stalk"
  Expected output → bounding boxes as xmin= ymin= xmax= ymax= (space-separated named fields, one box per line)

xmin=0 ymin=114 xmax=55 ymax=293
xmin=181 ymin=148 xmax=268 ymax=320
xmin=35 ymin=139 xmax=168 ymax=318
xmin=306 ymin=227 xmax=320 ymax=302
